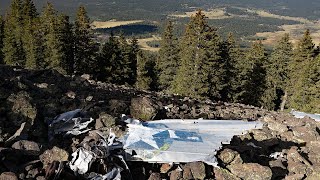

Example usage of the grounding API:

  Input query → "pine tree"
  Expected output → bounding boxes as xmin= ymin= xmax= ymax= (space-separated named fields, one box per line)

xmin=74 ymin=5 xmax=97 ymax=74
xmin=98 ymin=33 xmax=122 ymax=83
xmin=21 ymin=0 xmax=42 ymax=69
xmin=3 ymin=0 xmax=25 ymax=66
xmin=266 ymin=33 xmax=293 ymax=110
xmin=57 ymin=14 xmax=74 ymax=74
xmin=158 ymin=21 xmax=179 ymax=91
xmin=128 ymin=37 xmax=139 ymax=85
xmin=289 ymin=29 xmax=315 ymax=110
xmin=305 ymin=55 xmax=320 ymax=112
xmin=118 ymin=33 xmax=136 ymax=85
xmin=241 ymin=41 xmax=267 ymax=107
xmin=40 ymin=3 xmax=63 ymax=69
xmin=135 ymin=51 xmax=152 ymax=90
xmin=223 ymin=33 xmax=244 ymax=102
xmin=172 ymin=10 xmax=223 ymax=99
xmin=205 ymin=26 xmax=224 ymax=100
xmin=0 ymin=16 xmax=4 ymax=64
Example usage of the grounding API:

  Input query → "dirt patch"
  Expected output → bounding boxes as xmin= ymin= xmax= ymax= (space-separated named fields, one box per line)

xmin=256 ymin=22 xmax=320 ymax=46
xmin=91 ymin=20 xmax=144 ymax=29
xmin=138 ymin=36 xmax=161 ymax=52
xmin=247 ymin=9 xmax=312 ymax=24
xmin=170 ymin=8 xmax=232 ymax=20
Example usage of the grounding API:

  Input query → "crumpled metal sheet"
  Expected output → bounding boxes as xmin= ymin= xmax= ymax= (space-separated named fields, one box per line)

xmin=122 ymin=119 xmax=263 ymax=166
xmin=48 ymin=109 xmax=94 ymax=139
xmin=70 ymin=147 xmax=96 ymax=174
xmin=291 ymin=110 xmax=320 ymax=121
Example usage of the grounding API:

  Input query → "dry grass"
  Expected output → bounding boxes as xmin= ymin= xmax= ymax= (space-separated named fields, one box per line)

xmin=256 ymin=22 xmax=320 ymax=46
xmin=138 ymin=35 xmax=161 ymax=52
xmin=170 ymin=8 xmax=232 ymax=19
xmin=247 ymin=9 xmax=312 ymax=24
xmin=91 ymin=20 xmax=144 ymax=29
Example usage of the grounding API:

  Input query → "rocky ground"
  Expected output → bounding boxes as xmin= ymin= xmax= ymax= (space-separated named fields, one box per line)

xmin=0 ymin=65 xmax=319 ymax=180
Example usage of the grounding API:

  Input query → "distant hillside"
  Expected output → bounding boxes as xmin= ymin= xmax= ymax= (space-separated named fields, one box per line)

xmin=1 ymin=0 xmax=320 ymax=21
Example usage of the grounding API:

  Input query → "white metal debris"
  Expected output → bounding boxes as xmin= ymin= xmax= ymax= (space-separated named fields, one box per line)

xmin=122 ymin=118 xmax=263 ymax=166
xmin=291 ymin=109 xmax=320 ymax=121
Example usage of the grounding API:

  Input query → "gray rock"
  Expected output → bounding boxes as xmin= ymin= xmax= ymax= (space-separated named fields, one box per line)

xmin=213 ymin=167 xmax=240 ymax=180
xmin=95 ymin=112 xmax=116 ymax=130
xmin=228 ymin=163 xmax=272 ymax=180
xmin=39 ymin=146 xmax=69 ymax=168
xmin=130 ymin=97 xmax=160 ymax=121
xmin=0 ymin=172 xmax=18 ymax=180
xmin=148 ymin=173 xmax=161 ymax=180
xmin=169 ymin=168 xmax=182 ymax=180
xmin=12 ymin=140 xmax=40 ymax=155
xmin=188 ymin=162 xmax=206 ymax=180
xmin=218 ymin=149 xmax=241 ymax=165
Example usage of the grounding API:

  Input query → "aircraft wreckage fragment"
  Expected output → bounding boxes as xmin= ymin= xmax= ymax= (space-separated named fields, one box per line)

xmin=48 ymin=109 xmax=263 ymax=179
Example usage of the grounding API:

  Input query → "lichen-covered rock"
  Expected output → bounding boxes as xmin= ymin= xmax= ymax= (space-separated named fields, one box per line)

xmin=228 ymin=163 xmax=272 ymax=180
xmin=218 ymin=149 xmax=242 ymax=165
xmin=214 ymin=167 xmax=240 ymax=180
xmin=95 ymin=112 xmax=116 ymax=130
xmin=187 ymin=161 xmax=206 ymax=180
xmin=130 ymin=97 xmax=160 ymax=121
xmin=7 ymin=91 xmax=37 ymax=123
xmin=39 ymin=146 xmax=69 ymax=167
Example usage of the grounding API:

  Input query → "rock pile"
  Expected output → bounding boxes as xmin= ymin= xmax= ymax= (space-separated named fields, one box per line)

xmin=1 ymin=65 xmax=320 ymax=179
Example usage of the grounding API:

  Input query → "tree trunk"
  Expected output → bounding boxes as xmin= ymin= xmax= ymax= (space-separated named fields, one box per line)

xmin=280 ymin=90 xmax=288 ymax=111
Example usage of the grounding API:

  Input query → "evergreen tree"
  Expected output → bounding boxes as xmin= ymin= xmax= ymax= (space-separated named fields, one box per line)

xmin=21 ymin=0 xmax=42 ymax=69
xmin=135 ymin=51 xmax=152 ymax=90
xmin=158 ymin=21 xmax=179 ymax=91
xmin=3 ymin=0 xmax=25 ymax=66
xmin=74 ymin=5 xmax=97 ymax=74
xmin=205 ymin=27 xmax=224 ymax=100
xmin=128 ymin=37 xmax=139 ymax=85
xmin=0 ymin=16 xmax=4 ymax=64
xmin=172 ymin=10 xmax=223 ymax=99
xmin=305 ymin=55 xmax=320 ymax=112
xmin=242 ymin=41 xmax=267 ymax=107
xmin=223 ymin=33 xmax=244 ymax=102
xmin=98 ymin=33 xmax=122 ymax=83
xmin=289 ymin=29 xmax=315 ymax=110
xmin=40 ymin=3 xmax=63 ymax=69
xmin=266 ymin=33 xmax=293 ymax=110
xmin=118 ymin=33 xmax=137 ymax=85
xmin=58 ymin=14 xmax=74 ymax=74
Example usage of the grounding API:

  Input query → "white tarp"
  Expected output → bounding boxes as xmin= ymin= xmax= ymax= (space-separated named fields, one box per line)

xmin=122 ymin=119 xmax=263 ymax=166
xmin=291 ymin=110 xmax=320 ymax=121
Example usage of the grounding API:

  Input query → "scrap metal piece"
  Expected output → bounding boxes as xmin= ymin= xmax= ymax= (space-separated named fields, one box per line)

xmin=122 ymin=119 xmax=263 ymax=166
xmin=291 ymin=109 xmax=320 ymax=121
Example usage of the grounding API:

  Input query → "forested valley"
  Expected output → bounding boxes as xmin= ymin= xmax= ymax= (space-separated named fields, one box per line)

xmin=0 ymin=0 xmax=319 ymax=113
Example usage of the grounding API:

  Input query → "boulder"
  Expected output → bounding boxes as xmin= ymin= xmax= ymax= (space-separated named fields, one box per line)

xmin=169 ymin=168 xmax=182 ymax=180
xmin=187 ymin=161 xmax=206 ymax=180
xmin=7 ymin=91 xmax=37 ymax=127
xmin=39 ymin=146 xmax=69 ymax=167
xmin=213 ymin=167 xmax=240 ymax=180
xmin=218 ymin=149 xmax=242 ymax=165
xmin=12 ymin=140 xmax=40 ymax=155
xmin=148 ymin=173 xmax=161 ymax=180
xmin=130 ymin=97 xmax=160 ymax=121
xmin=160 ymin=163 xmax=173 ymax=173
xmin=95 ymin=112 xmax=116 ymax=130
xmin=0 ymin=172 xmax=18 ymax=180
xmin=228 ymin=163 xmax=272 ymax=180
